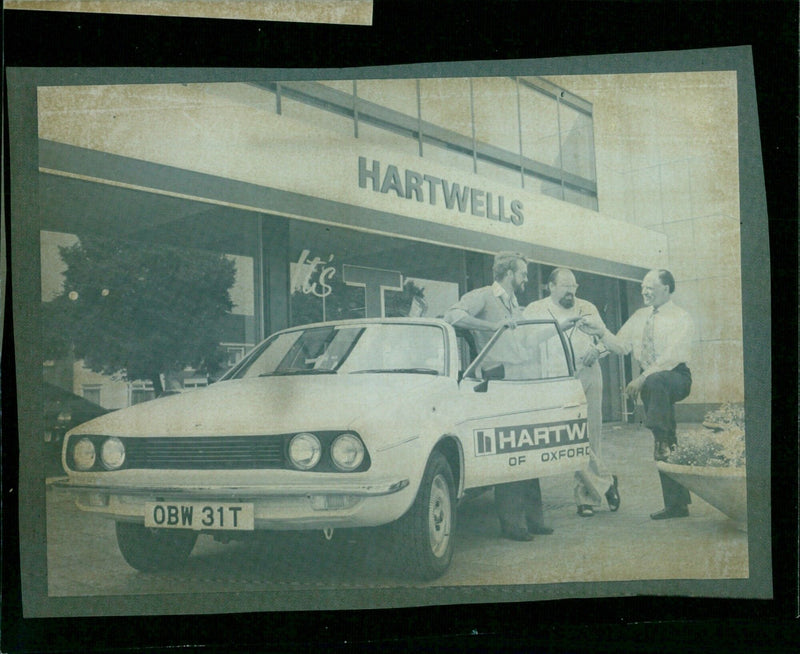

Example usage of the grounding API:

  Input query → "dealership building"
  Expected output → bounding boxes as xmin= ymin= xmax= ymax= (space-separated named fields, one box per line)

xmin=35 ymin=72 xmax=743 ymax=421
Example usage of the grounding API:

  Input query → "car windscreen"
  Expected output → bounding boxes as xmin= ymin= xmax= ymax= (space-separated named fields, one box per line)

xmin=230 ymin=324 xmax=447 ymax=379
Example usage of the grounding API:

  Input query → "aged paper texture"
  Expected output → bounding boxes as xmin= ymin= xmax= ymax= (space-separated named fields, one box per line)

xmin=3 ymin=0 xmax=374 ymax=24
xmin=7 ymin=49 xmax=771 ymax=619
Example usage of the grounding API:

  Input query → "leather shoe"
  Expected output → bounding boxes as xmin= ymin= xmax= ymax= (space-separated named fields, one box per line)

xmin=650 ymin=506 xmax=689 ymax=520
xmin=502 ymin=527 xmax=534 ymax=542
xmin=605 ymin=475 xmax=620 ymax=512
xmin=527 ymin=524 xmax=554 ymax=535
xmin=577 ymin=505 xmax=594 ymax=517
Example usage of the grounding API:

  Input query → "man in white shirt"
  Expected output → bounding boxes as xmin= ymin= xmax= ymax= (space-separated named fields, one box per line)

xmin=579 ymin=269 xmax=694 ymax=520
xmin=524 ymin=268 xmax=619 ymax=518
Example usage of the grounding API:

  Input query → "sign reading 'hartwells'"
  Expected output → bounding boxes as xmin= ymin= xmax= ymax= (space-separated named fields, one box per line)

xmin=358 ymin=156 xmax=525 ymax=225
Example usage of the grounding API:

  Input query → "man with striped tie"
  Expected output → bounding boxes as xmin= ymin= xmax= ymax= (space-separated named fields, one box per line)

xmin=578 ymin=269 xmax=695 ymax=520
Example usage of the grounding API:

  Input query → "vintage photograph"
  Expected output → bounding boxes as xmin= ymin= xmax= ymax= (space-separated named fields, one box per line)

xmin=8 ymin=52 xmax=771 ymax=617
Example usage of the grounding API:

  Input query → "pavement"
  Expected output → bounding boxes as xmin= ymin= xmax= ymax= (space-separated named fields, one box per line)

xmin=45 ymin=421 xmax=749 ymax=598
xmin=447 ymin=420 xmax=749 ymax=587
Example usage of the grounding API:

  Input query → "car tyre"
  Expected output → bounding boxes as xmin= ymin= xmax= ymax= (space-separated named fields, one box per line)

xmin=392 ymin=450 xmax=456 ymax=580
xmin=115 ymin=521 xmax=198 ymax=572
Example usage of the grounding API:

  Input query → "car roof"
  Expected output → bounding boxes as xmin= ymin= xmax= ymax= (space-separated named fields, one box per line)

xmin=274 ymin=317 xmax=453 ymax=332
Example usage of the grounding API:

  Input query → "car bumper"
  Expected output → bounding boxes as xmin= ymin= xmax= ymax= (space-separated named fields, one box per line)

xmin=52 ymin=477 xmax=413 ymax=530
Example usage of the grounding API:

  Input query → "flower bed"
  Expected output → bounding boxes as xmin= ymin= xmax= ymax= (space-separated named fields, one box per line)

xmin=659 ymin=403 xmax=747 ymax=527
xmin=667 ymin=403 xmax=745 ymax=468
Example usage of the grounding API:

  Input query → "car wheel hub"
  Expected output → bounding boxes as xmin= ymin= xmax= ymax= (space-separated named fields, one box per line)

xmin=428 ymin=474 xmax=451 ymax=557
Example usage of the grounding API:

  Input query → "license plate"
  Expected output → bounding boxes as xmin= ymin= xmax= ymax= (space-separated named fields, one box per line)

xmin=144 ymin=501 xmax=254 ymax=531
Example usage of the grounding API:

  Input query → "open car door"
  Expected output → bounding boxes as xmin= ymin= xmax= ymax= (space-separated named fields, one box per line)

xmin=455 ymin=319 xmax=589 ymax=490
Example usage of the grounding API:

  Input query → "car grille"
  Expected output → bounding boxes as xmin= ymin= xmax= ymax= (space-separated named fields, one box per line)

xmin=123 ymin=436 xmax=286 ymax=470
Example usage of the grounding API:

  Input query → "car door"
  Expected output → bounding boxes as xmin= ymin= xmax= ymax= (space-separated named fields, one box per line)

xmin=454 ymin=320 xmax=590 ymax=490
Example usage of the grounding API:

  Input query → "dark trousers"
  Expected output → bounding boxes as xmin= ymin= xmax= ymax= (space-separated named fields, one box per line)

xmin=494 ymin=479 xmax=545 ymax=533
xmin=641 ymin=364 xmax=692 ymax=509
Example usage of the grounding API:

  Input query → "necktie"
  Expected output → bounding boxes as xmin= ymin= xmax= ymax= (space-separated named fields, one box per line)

xmin=640 ymin=307 xmax=658 ymax=368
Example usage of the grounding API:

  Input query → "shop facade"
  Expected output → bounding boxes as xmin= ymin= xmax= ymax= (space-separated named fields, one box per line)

xmin=36 ymin=76 xmax=699 ymax=422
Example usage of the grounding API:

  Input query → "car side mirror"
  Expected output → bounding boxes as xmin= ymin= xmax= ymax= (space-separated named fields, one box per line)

xmin=474 ymin=379 xmax=489 ymax=393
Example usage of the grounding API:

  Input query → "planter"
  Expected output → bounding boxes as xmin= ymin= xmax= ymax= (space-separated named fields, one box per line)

xmin=657 ymin=461 xmax=747 ymax=527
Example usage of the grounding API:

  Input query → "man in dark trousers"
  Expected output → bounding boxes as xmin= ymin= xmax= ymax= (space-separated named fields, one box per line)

xmin=579 ymin=269 xmax=694 ymax=519
xmin=443 ymin=251 xmax=553 ymax=541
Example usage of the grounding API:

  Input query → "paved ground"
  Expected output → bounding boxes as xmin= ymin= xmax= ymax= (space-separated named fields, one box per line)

xmin=46 ymin=422 xmax=748 ymax=597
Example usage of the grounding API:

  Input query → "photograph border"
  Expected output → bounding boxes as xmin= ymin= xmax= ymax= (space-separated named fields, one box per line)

xmin=8 ymin=46 xmax=771 ymax=619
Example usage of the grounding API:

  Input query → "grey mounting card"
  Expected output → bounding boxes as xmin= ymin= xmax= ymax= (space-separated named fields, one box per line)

xmin=7 ymin=47 xmax=770 ymax=618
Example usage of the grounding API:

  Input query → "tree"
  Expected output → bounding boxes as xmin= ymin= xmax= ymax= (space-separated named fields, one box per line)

xmin=42 ymin=235 xmax=236 ymax=396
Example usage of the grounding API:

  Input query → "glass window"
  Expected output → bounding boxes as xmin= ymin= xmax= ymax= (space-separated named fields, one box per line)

xmin=288 ymin=221 xmax=464 ymax=326
xmin=130 ymin=382 xmax=155 ymax=405
xmin=281 ymin=95 xmax=355 ymax=139
xmin=464 ymin=322 xmax=570 ymax=381
xmin=559 ymin=103 xmax=596 ymax=181
xmin=472 ymin=77 xmax=520 ymax=154
xmin=477 ymin=159 xmax=523 ymax=189
xmin=224 ymin=345 xmax=247 ymax=368
xmin=419 ymin=77 xmax=473 ymax=141
xmin=357 ymin=78 xmax=419 ymax=118
xmin=82 ymin=385 xmax=102 ymax=405
xmin=385 ymin=277 xmax=460 ymax=319
xmin=317 ymin=80 xmax=355 ymax=95
xmin=234 ymin=323 xmax=446 ymax=378
xmin=338 ymin=324 xmax=446 ymax=375
xmin=563 ymin=185 xmax=599 ymax=211
xmin=421 ymin=141 xmax=475 ymax=175
xmin=40 ymin=185 xmax=262 ymax=410
xmin=520 ymin=84 xmax=561 ymax=168
xmin=525 ymin=173 xmax=564 ymax=201
xmin=357 ymin=121 xmax=420 ymax=158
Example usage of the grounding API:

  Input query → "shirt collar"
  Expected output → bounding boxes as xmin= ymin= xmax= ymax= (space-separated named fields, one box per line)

xmin=651 ymin=299 xmax=673 ymax=314
xmin=492 ymin=282 xmax=518 ymax=307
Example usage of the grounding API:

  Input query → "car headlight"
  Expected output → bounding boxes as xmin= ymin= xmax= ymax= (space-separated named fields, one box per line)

xmin=72 ymin=437 xmax=96 ymax=471
xmin=288 ymin=432 xmax=322 ymax=470
xmin=100 ymin=437 xmax=126 ymax=470
xmin=330 ymin=433 xmax=365 ymax=471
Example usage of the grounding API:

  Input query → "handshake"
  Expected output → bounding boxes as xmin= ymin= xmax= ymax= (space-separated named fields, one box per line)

xmin=559 ymin=315 xmax=606 ymax=337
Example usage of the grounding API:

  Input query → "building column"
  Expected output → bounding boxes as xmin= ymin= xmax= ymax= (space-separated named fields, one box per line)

xmin=258 ymin=215 xmax=290 ymax=338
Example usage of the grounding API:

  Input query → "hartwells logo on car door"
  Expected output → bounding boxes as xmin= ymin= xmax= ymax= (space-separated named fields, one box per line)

xmin=474 ymin=420 xmax=588 ymax=457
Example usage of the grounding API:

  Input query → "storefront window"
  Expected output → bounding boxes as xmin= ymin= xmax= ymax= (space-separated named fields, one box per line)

xmin=40 ymin=192 xmax=262 ymax=409
xmin=288 ymin=221 xmax=462 ymax=326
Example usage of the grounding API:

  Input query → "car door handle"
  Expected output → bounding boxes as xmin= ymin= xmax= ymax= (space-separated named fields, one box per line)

xmin=561 ymin=402 xmax=581 ymax=409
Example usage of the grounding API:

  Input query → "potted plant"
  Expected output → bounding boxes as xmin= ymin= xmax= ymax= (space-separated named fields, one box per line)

xmin=657 ymin=403 xmax=747 ymax=527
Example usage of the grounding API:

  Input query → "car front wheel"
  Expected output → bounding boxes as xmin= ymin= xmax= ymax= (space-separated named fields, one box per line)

xmin=392 ymin=450 xmax=456 ymax=580
xmin=115 ymin=521 xmax=198 ymax=572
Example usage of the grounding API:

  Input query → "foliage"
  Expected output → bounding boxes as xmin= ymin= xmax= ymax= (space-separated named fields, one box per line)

xmin=42 ymin=235 xmax=236 ymax=394
xmin=667 ymin=403 xmax=746 ymax=467
xmin=701 ymin=402 xmax=745 ymax=432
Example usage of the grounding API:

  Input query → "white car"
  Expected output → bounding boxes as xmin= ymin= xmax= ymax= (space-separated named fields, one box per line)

xmin=57 ymin=317 xmax=589 ymax=579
